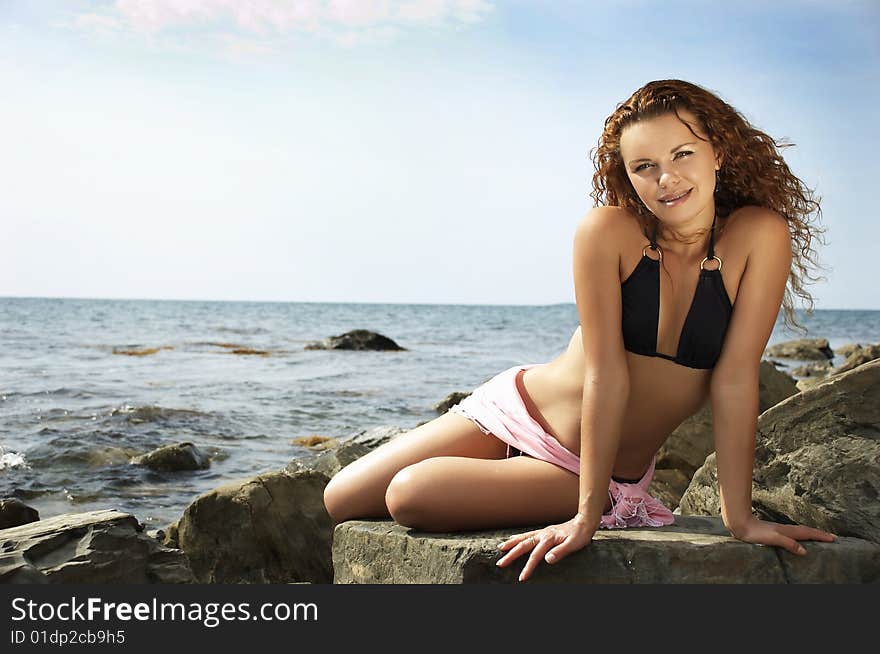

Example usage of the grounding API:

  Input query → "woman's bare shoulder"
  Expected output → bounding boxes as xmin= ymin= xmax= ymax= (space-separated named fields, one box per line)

xmin=575 ymin=206 xmax=643 ymax=246
xmin=722 ymin=205 xmax=788 ymax=251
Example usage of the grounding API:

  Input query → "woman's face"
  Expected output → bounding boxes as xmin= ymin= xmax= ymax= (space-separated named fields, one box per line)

xmin=618 ymin=109 xmax=722 ymax=228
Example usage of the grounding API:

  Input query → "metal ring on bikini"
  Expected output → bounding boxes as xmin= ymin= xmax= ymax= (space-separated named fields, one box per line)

xmin=700 ymin=255 xmax=723 ymax=271
xmin=643 ymin=244 xmax=663 ymax=262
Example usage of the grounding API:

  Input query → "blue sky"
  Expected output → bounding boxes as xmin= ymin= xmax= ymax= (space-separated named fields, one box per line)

xmin=2 ymin=0 xmax=878 ymax=309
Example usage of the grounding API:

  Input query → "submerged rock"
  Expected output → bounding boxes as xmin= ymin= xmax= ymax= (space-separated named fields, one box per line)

xmin=112 ymin=346 xmax=174 ymax=356
xmin=0 ymin=498 xmax=39 ymax=530
xmin=0 ymin=509 xmax=194 ymax=584
xmin=131 ymin=442 xmax=210 ymax=471
xmin=764 ymin=338 xmax=834 ymax=361
xmin=304 ymin=329 xmax=407 ymax=351
xmin=332 ymin=515 xmax=879 ymax=583
xmin=680 ymin=358 xmax=880 ymax=544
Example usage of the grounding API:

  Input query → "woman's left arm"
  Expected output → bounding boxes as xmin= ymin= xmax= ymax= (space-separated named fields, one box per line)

xmin=709 ymin=208 xmax=836 ymax=553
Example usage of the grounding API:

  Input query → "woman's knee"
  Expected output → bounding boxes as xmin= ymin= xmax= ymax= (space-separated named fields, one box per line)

xmin=322 ymin=474 xmax=347 ymax=523
xmin=384 ymin=462 xmax=431 ymax=528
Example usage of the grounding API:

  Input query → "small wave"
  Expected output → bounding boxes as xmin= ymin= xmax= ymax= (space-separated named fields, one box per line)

xmin=215 ymin=326 xmax=270 ymax=335
xmin=0 ymin=445 xmax=30 ymax=471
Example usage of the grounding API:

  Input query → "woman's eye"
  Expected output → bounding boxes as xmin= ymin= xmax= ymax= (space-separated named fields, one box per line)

xmin=633 ymin=150 xmax=693 ymax=173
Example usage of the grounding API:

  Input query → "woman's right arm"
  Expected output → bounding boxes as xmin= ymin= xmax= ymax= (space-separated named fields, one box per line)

xmin=571 ymin=207 xmax=630 ymax=529
xmin=495 ymin=207 xmax=630 ymax=581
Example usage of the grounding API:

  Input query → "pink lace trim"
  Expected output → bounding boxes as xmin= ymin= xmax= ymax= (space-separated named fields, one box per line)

xmin=598 ymin=480 xmax=675 ymax=529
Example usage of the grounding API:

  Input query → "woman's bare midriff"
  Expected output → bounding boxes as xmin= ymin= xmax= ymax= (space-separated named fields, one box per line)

xmin=518 ymin=333 xmax=711 ymax=480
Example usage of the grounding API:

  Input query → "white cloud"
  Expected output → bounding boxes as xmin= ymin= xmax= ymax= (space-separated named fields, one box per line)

xmin=99 ymin=0 xmax=492 ymax=35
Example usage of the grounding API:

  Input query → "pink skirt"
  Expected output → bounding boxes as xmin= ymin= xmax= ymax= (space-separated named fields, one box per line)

xmin=448 ymin=363 xmax=675 ymax=529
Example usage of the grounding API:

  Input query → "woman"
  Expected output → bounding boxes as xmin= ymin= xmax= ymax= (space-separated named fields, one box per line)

xmin=322 ymin=79 xmax=836 ymax=582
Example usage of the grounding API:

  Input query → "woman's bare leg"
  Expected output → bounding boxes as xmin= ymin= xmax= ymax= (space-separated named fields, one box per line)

xmin=322 ymin=411 xmax=508 ymax=523
xmin=384 ymin=454 xmax=607 ymax=532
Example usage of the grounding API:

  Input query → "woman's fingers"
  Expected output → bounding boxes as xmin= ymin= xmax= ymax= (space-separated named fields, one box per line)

xmin=497 ymin=531 xmax=536 ymax=552
xmin=496 ymin=533 xmax=539 ymax=567
xmin=517 ymin=536 xmax=558 ymax=582
xmin=776 ymin=523 xmax=838 ymax=543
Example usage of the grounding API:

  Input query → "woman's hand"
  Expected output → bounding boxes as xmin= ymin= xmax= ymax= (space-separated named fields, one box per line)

xmin=495 ymin=513 xmax=597 ymax=582
xmin=730 ymin=516 xmax=837 ymax=555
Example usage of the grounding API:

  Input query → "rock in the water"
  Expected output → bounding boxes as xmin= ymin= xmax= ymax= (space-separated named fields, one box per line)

xmin=791 ymin=361 xmax=833 ymax=377
xmin=835 ymin=343 xmax=864 ymax=358
xmin=286 ymin=426 xmax=406 ymax=479
xmin=0 ymin=509 xmax=194 ymax=584
xmin=131 ymin=442 xmax=210 ymax=471
xmin=331 ymin=516 xmax=880 ymax=583
xmin=679 ymin=358 xmax=880 ymax=544
xmin=765 ymin=338 xmax=834 ymax=360
xmin=304 ymin=329 xmax=406 ymax=351
xmin=173 ymin=470 xmax=333 ymax=584
xmin=0 ymin=498 xmax=39 ymax=530
xmin=834 ymin=344 xmax=880 ymax=374
xmin=434 ymin=392 xmax=471 ymax=414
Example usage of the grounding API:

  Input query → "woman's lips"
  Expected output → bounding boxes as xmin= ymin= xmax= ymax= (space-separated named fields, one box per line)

xmin=660 ymin=188 xmax=692 ymax=206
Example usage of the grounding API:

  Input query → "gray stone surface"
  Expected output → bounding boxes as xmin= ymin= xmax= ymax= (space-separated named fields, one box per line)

xmin=0 ymin=509 xmax=194 ymax=584
xmin=331 ymin=515 xmax=880 ymax=584
xmin=680 ymin=358 xmax=880 ymax=544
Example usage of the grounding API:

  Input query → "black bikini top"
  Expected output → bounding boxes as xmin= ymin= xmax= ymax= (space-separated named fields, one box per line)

xmin=621 ymin=213 xmax=733 ymax=369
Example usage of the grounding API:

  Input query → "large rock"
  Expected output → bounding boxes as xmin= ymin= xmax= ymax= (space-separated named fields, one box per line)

xmin=654 ymin=361 xmax=798 ymax=508
xmin=765 ymin=338 xmax=834 ymax=360
xmin=0 ymin=498 xmax=39 ymax=530
xmin=163 ymin=425 xmax=406 ymax=585
xmin=679 ymin=358 xmax=880 ymax=544
xmin=0 ymin=509 xmax=194 ymax=584
xmin=304 ymin=329 xmax=407 ymax=351
xmin=171 ymin=470 xmax=333 ymax=583
xmin=131 ymin=442 xmax=210 ymax=471
xmin=331 ymin=516 xmax=879 ymax=583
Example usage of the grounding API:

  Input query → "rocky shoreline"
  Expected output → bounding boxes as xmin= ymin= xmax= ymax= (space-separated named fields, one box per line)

xmin=2 ymin=335 xmax=879 ymax=584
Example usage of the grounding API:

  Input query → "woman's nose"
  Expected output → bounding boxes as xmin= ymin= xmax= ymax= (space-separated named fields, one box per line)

xmin=658 ymin=167 xmax=681 ymax=187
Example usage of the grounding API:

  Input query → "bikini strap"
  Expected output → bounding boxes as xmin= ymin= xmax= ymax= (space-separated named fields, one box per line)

xmin=650 ymin=221 xmax=659 ymax=249
xmin=707 ymin=213 xmax=717 ymax=259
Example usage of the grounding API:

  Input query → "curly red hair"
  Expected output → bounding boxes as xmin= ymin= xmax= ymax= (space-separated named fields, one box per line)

xmin=590 ymin=79 xmax=827 ymax=334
